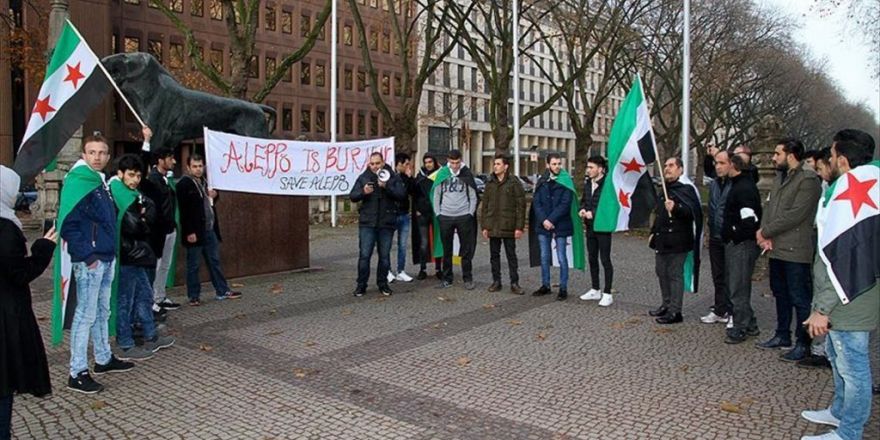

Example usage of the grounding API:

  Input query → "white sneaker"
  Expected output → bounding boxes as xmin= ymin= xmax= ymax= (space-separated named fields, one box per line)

xmin=726 ymin=317 xmax=734 ymax=329
xmin=579 ymin=289 xmax=602 ymax=301
xmin=598 ymin=293 xmax=613 ymax=307
xmin=800 ymin=432 xmax=843 ymax=440
xmin=801 ymin=409 xmax=841 ymax=428
xmin=700 ymin=311 xmax=728 ymax=324
xmin=387 ymin=272 xmax=396 ymax=284
xmin=396 ymin=271 xmax=414 ymax=282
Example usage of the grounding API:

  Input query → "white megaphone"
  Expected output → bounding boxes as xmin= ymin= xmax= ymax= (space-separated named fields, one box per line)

xmin=377 ymin=169 xmax=391 ymax=183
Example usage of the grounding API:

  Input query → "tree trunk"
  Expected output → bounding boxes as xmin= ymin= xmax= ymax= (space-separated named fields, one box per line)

xmin=572 ymin=130 xmax=594 ymax=188
xmin=391 ymin=113 xmax=418 ymax=158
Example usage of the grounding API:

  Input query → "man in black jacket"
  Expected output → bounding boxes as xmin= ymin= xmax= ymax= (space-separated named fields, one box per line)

xmin=177 ymin=154 xmax=241 ymax=306
xmin=412 ymin=154 xmax=441 ymax=279
xmin=702 ymin=150 xmax=733 ymax=325
xmin=648 ymin=158 xmax=700 ymax=324
xmin=578 ymin=155 xmax=614 ymax=306
xmin=387 ymin=153 xmax=416 ymax=284
xmin=350 ymin=152 xmax=407 ymax=297
xmin=140 ymin=144 xmax=180 ymax=312
xmin=722 ymin=155 xmax=763 ymax=344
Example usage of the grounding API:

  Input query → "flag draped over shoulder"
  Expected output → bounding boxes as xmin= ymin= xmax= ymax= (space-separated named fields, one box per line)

xmin=527 ymin=169 xmax=586 ymax=270
xmin=51 ymin=160 xmax=104 ymax=345
xmin=678 ymin=176 xmax=704 ymax=293
xmin=108 ymin=177 xmax=138 ymax=336
xmin=13 ymin=20 xmax=112 ymax=185
xmin=428 ymin=166 xmax=451 ymax=258
xmin=817 ymin=161 xmax=880 ymax=304
xmin=594 ymin=76 xmax=657 ymax=233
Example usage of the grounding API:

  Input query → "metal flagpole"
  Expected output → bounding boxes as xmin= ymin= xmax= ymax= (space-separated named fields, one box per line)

xmin=330 ymin=0 xmax=338 ymax=227
xmin=512 ymin=0 xmax=521 ymax=175
xmin=681 ymin=0 xmax=690 ymax=177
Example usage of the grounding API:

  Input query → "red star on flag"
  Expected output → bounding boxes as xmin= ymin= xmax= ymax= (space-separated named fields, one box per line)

xmin=620 ymin=157 xmax=645 ymax=173
xmin=618 ymin=189 xmax=631 ymax=208
xmin=32 ymin=96 xmax=56 ymax=121
xmin=835 ymin=173 xmax=878 ymax=217
xmin=64 ymin=62 xmax=86 ymax=89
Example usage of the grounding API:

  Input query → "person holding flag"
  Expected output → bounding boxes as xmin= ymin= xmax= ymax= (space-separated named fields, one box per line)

xmin=431 ymin=149 xmax=480 ymax=290
xmin=800 ymin=130 xmax=878 ymax=440
xmin=528 ymin=153 xmax=584 ymax=301
xmin=56 ymin=133 xmax=135 ymax=394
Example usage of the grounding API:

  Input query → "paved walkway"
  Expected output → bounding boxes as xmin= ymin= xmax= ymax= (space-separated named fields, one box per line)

xmin=11 ymin=224 xmax=880 ymax=439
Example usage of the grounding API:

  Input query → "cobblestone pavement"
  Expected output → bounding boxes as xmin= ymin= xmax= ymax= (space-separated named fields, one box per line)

xmin=12 ymin=224 xmax=880 ymax=439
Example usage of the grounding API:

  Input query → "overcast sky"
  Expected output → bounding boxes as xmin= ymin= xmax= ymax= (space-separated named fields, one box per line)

xmin=760 ymin=0 xmax=880 ymax=122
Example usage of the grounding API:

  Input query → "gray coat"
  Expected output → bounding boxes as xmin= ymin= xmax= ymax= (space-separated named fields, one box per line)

xmin=760 ymin=165 xmax=822 ymax=264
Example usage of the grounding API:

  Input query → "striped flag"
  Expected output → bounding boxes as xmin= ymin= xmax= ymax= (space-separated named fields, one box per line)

xmin=594 ymin=76 xmax=657 ymax=232
xmin=12 ymin=20 xmax=112 ymax=185
xmin=817 ymin=161 xmax=880 ymax=304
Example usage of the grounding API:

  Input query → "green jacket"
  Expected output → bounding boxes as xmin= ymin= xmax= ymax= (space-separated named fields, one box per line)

xmin=760 ymin=165 xmax=822 ymax=264
xmin=812 ymin=253 xmax=879 ymax=331
xmin=480 ymin=172 xmax=526 ymax=238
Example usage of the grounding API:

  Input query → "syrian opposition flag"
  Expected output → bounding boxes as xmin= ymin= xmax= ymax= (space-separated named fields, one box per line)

xmin=12 ymin=20 xmax=112 ymax=185
xmin=594 ymin=75 xmax=657 ymax=233
xmin=678 ymin=175 xmax=704 ymax=293
xmin=817 ymin=161 xmax=880 ymax=304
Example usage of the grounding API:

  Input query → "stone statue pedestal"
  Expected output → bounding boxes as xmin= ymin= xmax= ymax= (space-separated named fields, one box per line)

xmin=34 ymin=129 xmax=81 ymax=220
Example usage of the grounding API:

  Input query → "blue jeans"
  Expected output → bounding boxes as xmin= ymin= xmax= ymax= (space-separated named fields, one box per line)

xmin=394 ymin=214 xmax=410 ymax=273
xmin=827 ymin=330 xmax=872 ymax=440
xmin=116 ymin=266 xmax=157 ymax=349
xmin=768 ymin=258 xmax=812 ymax=344
xmin=185 ymin=229 xmax=230 ymax=301
xmin=538 ymin=234 xmax=569 ymax=289
xmin=357 ymin=226 xmax=393 ymax=289
xmin=69 ymin=260 xmax=114 ymax=377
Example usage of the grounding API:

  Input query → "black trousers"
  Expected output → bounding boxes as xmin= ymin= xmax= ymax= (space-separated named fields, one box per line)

xmin=416 ymin=214 xmax=441 ymax=272
xmin=656 ymin=252 xmax=687 ymax=314
xmin=586 ymin=232 xmax=613 ymax=293
xmin=489 ymin=237 xmax=519 ymax=284
xmin=0 ymin=394 xmax=11 ymax=440
xmin=726 ymin=240 xmax=759 ymax=332
xmin=439 ymin=215 xmax=476 ymax=283
xmin=709 ymin=237 xmax=732 ymax=316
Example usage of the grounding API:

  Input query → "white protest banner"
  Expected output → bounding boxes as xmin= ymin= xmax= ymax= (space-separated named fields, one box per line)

xmin=204 ymin=128 xmax=394 ymax=196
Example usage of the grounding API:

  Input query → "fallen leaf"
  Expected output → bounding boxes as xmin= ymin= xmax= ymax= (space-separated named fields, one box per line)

xmin=430 ymin=322 xmax=447 ymax=329
xmin=373 ymin=296 xmax=388 ymax=303
xmin=536 ymin=331 xmax=548 ymax=341
xmin=720 ymin=401 xmax=744 ymax=414
xmin=199 ymin=344 xmax=213 ymax=352
xmin=456 ymin=356 xmax=471 ymax=366
xmin=653 ymin=327 xmax=675 ymax=334
xmin=265 ymin=329 xmax=284 ymax=336
xmin=234 ymin=313 xmax=246 ymax=319
xmin=293 ymin=368 xmax=317 ymax=379
xmin=341 ymin=309 xmax=353 ymax=316
xmin=270 ymin=283 xmax=284 ymax=294
xmin=625 ymin=318 xmax=642 ymax=325
xmin=507 ymin=319 xmax=523 ymax=326
xmin=304 ymin=340 xmax=317 ymax=347
xmin=482 ymin=303 xmax=496 ymax=310
xmin=436 ymin=296 xmax=449 ymax=302
xmin=679 ymin=364 xmax=690 ymax=373
xmin=610 ymin=322 xmax=626 ymax=330
xmin=231 ymin=283 xmax=245 ymax=288
xmin=269 ymin=308 xmax=278 ymax=315
xmin=90 ymin=400 xmax=107 ymax=410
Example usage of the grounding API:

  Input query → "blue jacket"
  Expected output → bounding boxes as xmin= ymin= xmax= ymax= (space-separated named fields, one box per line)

xmin=61 ymin=186 xmax=117 ymax=265
xmin=532 ymin=177 xmax=573 ymax=237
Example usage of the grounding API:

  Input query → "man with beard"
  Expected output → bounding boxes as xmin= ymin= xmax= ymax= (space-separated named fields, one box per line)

xmin=481 ymin=154 xmax=526 ymax=294
xmin=350 ymin=152 xmax=407 ymax=297
xmin=432 ymin=149 xmax=479 ymax=290
xmin=702 ymin=150 xmax=733 ymax=326
xmin=756 ymin=138 xmax=822 ymax=362
xmin=648 ymin=158 xmax=701 ymax=324
xmin=412 ymin=153 xmax=442 ymax=279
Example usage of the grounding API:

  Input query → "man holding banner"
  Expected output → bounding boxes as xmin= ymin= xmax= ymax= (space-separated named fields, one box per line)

xmin=350 ymin=152 xmax=407 ymax=297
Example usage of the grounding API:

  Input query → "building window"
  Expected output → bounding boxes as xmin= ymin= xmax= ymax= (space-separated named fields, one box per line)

xmin=369 ymin=0 xmax=377 ymax=8
xmin=265 ymin=6 xmax=276 ymax=31
xmin=343 ymin=24 xmax=353 ymax=46
xmin=315 ymin=64 xmax=325 ymax=87
xmin=282 ymin=107 xmax=293 ymax=131
xmin=344 ymin=112 xmax=353 ymax=134
xmin=427 ymin=91 xmax=435 ymax=116
xmin=393 ymin=74 xmax=402 ymax=97
xmin=281 ymin=11 xmax=292 ymax=33
xmin=357 ymin=112 xmax=366 ymax=136
xmin=247 ymin=55 xmax=259 ymax=78
xmin=124 ymin=37 xmax=140 ymax=53
xmin=124 ymin=0 xmax=140 ymax=4
xmin=382 ymin=32 xmax=390 ymax=53
xmin=370 ymin=112 xmax=378 ymax=136
xmin=148 ymin=39 xmax=163 ymax=62
xmin=210 ymin=48 xmax=223 ymax=73
xmin=315 ymin=110 xmax=326 ymax=133
xmin=369 ymin=29 xmax=379 ymax=51
xmin=381 ymin=73 xmax=390 ymax=95
xmin=209 ymin=0 xmax=222 ymax=20
xmin=300 ymin=108 xmax=311 ymax=133
xmin=148 ymin=0 xmax=158 ymax=8
xmin=111 ymin=33 xmax=118 ymax=53
xmin=170 ymin=0 xmax=183 ymax=12
xmin=191 ymin=0 xmax=203 ymax=16
xmin=356 ymin=69 xmax=366 ymax=91
xmin=265 ymin=56 xmax=276 ymax=78
xmin=316 ymin=18 xmax=325 ymax=40
xmin=300 ymin=15 xmax=311 ymax=37
xmin=343 ymin=68 xmax=353 ymax=90
xmin=169 ymin=42 xmax=184 ymax=69
xmin=301 ymin=62 xmax=310 ymax=84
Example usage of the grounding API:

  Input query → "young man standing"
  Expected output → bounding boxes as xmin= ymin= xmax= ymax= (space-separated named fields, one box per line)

xmin=702 ymin=150 xmax=733 ymax=325
xmin=413 ymin=154 xmax=441 ymax=279
xmin=579 ymin=155 xmax=614 ymax=306
xmin=432 ymin=149 xmax=479 ymax=290
xmin=60 ymin=134 xmax=134 ymax=394
xmin=480 ymin=154 xmax=526 ymax=295
xmin=140 ymin=141 xmax=180 ymax=313
xmin=387 ymin=153 xmax=415 ymax=284
xmin=177 ymin=154 xmax=242 ymax=306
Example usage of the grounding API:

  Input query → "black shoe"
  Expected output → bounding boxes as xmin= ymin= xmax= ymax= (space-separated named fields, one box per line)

xmin=746 ymin=326 xmax=761 ymax=337
xmin=780 ymin=344 xmax=808 ymax=362
xmin=531 ymin=285 xmax=551 ymax=296
xmin=416 ymin=270 xmax=427 ymax=280
xmin=873 ymin=384 xmax=880 ymax=395
xmin=655 ymin=312 xmax=683 ymax=324
xmin=93 ymin=356 xmax=135 ymax=375
xmin=352 ymin=287 xmax=365 ymax=297
xmin=436 ymin=280 xmax=453 ymax=289
xmin=67 ymin=371 xmax=104 ymax=394
xmin=725 ymin=329 xmax=748 ymax=344
xmin=153 ymin=305 xmax=167 ymax=323
xmin=157 ymin=298 xmax=180 ymax=310
xmin=510 ymin=284 xmax=524 ymax=295
xmin=648 ymin=306 xmax=668 ymax=317
xmin=488 ymin=281 xmax=502 ymax=292
xmin=556 ymin=289 xmax=568 ymax=301
xmin=756 ymin=335 xmax=792 ymax=350
xmin=379 ymin=285 xmax=393 ymax=296
xmin=434 ymin=272 xmax=443 ymax=280
xmin=796 ymin=354 xmax=832 ymax=370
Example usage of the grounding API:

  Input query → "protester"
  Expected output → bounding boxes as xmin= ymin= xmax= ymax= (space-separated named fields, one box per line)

xmin=579 ymin=155 xmax=614 ymax=306
xmin=412 ymin=153 xmax=442 ymax=280
xmin=756 ymin=138 xmax=822 ymax=362
xmin=0 ymin=166 xmax=56 ymax=439
xmin=703 ymin=144 xmax=721 ymax=180
xmin=177 ymin=154 xmax=242 ymax=306
xmin=109 ymin=154 xmax=175 ymax=361
xmin=732 ymin=144 xmax=760 ymax=183
xmin=722 ymin=154 xmax=763 ymax=344
xmin=648 ymin=158 xmax=700 ymax=324
xmin=530 ymin=153 xmax=583 ymax=301
xmin=702 ymin=150 xmax=733 ymax=325
xmin=60 ymin=133 xmax=135 ymax=394
xmin=350 ymin=152 xmax=407 ymax=297
xmin=800 ymin=130 xmax=878 ymax=440
xmin=387 ymin=152 xmax=415 ymax=284
xmin=432 ymin=149 xmax=479 ymax=290
xmin=803 ymin=149 xmax=820 ymax=171
xmin=480 ymin=154 xmax=526 ymax=295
